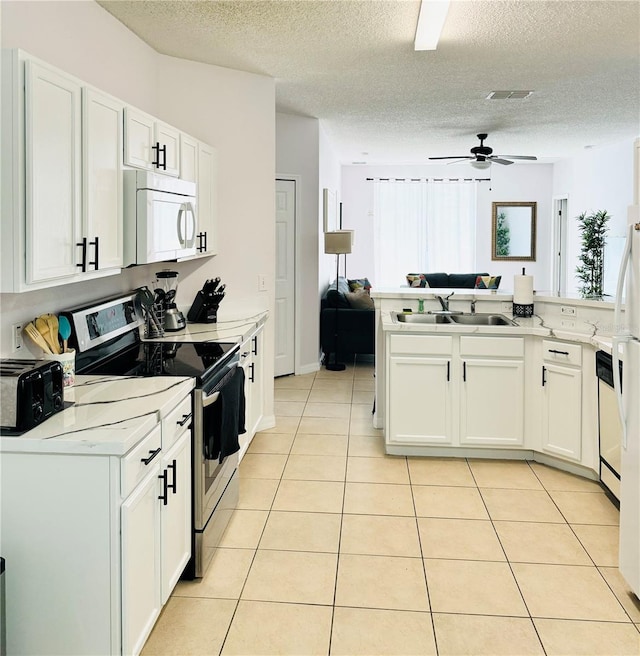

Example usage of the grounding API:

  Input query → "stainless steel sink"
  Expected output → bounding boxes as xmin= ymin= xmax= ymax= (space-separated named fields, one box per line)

xmin=394 ymin=313 xmax=452 ymax=324
xmin=449 ymin=313 xmax=516 ymax=326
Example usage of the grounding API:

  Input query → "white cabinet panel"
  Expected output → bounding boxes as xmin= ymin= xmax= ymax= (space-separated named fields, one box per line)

xmin=196 ymin=142 xmax=218 ymax=256
xmin=388 ymin=356 xmax=453 ymax=444
xmin=121 ymin=465 xmax=162 ymax=656
xmin=83 ymin=88 xmax=123 ymax=272
xmin=542 ymin=362 xmax=582 ymax=461
xmin=124 ymin=106 xmax=154 ymax=171
xmin=460 ymin=358 xmax=525 ymax=446
xmin=160 ymin=432 xmax=192 ymax=604
xmin=25 ymin=60 xmax=82 ymax=283
xmin=180 ymin=133 xmax=198 ymax=183
xmin=155 ymin=121 xmax=180 ymax=177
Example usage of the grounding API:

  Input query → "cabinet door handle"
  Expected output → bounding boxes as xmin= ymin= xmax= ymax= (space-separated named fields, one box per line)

xmin=177 ymin=413 xmax=191 ymax=427
xmin=88 ymin=236 xmax=99 ymax=270
xmin=548 ymin=349 xmax=569 ymax=356
xmin=462 ymin=361 xmax=467 ymax=382
xmin=141 ymin=447 xmax=161 ymax=465
xmin=158 ymin=470 xmax=169 ymax=505
xmin=167 ymin=459 xmax=177 ymax=495
xmin=152 ymin=142 xmax=167 ymax=170
xmin=76 ymin=237 xmax=87 ymax=272
xmin=249 ymin=362 xmax=255 ymax=383
xmin=542 ymin=365 xmax=547 ymax=386
xmin=252 ymin=335 xmax=258 ymax=356
xmin=203 ymin=231 xmax=208 ymax=252
xmin=446 ymin=361 xmax=450 ymax=382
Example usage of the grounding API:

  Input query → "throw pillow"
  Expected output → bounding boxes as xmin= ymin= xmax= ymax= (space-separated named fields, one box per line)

xmin=475 ymin=275 xmax=502 ymax=290
xmin=345 ymin=289 xmax=374 ymax=309
xmin=348 ymin=278 xmax=372 ymax=292
xmin=406 ymin=274 xmax=429 ymax=288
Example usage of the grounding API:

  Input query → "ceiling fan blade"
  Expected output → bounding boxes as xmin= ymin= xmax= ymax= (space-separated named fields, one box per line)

xmin=446 ymin=159 xmax=473 ymax=165
xmin=428 ymin=156 xmax=471 ymax=160
xmin=490 ymin=157 xmax=514 ymax=165
xmin=497 ymin=155 xmax=537 ymax=160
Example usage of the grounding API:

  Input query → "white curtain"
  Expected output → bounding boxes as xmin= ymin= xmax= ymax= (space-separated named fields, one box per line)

xmin=373 ymin=180 xmax=477 ymax=287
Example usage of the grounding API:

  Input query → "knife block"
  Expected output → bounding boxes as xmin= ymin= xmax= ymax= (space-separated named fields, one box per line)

xmin=186 ymin=291 xmax=223 ymax=323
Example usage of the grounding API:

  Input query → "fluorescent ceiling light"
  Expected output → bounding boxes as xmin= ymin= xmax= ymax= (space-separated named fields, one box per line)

xmin=414 ymin=0 xmax=450 ymax=51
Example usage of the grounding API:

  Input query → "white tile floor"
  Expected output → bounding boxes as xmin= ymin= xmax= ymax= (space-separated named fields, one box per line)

xmin=142 ymin=358 xmax=640 ymax=655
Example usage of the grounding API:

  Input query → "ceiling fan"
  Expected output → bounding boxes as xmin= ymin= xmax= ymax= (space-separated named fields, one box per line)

xmin=429 ymin=133 xmax=537 ymax=169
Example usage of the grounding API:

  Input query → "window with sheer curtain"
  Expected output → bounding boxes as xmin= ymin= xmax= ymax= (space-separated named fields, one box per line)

xmin=373 ymin=180 xmax=477 ymax=287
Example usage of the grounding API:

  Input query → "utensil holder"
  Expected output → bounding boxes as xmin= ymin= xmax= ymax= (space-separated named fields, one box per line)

xmin=43 ymin=348 xmax=76 ymax=387
xmin=144 ymin=303 xmax=165 ymax=339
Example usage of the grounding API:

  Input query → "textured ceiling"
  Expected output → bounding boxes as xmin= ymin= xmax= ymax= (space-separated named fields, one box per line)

xmin=98 ymin=0 xmax=640 ymax=164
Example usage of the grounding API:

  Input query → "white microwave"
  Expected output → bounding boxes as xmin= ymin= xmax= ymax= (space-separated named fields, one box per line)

xmin=124 ymin=170 xmax=197 ymax=265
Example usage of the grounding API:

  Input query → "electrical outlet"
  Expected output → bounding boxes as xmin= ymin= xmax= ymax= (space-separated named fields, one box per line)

xmin=12 ymin=324 xmax=23 ymax=351
xmin=561 ymin=320 xmax=576 ymax=328
xmin=257 ymin=274 xmax=267 ymax=291
xmin=561 ymin=306 xmax=576 ymax=316
xmin=501 ymin=302 xmax=512 ymax=312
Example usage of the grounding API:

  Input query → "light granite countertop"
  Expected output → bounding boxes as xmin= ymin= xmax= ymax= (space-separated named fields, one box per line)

xmin=1 ymin=310 xmax=268 ymax=456
xmin=1 ymin=375 xmax=194 ymax=456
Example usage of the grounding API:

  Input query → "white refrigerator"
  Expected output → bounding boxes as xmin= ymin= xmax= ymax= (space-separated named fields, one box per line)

xmin=613 ymin=205 xmax=640 ymax=598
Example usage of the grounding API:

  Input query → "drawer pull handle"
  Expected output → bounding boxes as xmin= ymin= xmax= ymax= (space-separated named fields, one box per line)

xmin=548 ymin=349 xmax=569 ymax=355
xmin=167 ymin=459 xmax=177 ymax=494
xmin=446 ymin=361 xmax=450 ymax=382
xmin=542 ymin=365 xmax=547 ymax=386
xmin=141 ymin=447 xmax=161 ymax=465
xmin=158 ymin=470 xmax=168 ymax=505
xmin=177 ymin=413 xmax=191 ymax=427
xmin=463 ymin=361 xmax=467 ymax=382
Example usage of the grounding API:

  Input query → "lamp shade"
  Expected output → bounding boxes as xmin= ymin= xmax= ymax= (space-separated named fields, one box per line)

xmin=324 ymin=230 xmax=353 ymax=255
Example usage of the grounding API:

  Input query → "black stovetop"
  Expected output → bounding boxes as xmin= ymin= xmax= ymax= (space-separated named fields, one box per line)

xmin=78 ymin=339 xmax=238 ymax=385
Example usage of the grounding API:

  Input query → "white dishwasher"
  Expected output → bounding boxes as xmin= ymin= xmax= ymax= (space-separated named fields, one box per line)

xmin=596 ymin=349 xmax=623 ymax=503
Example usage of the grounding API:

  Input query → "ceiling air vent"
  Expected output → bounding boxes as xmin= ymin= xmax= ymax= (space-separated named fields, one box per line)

xmin=486 ymin=90 xmax=534 ymax=100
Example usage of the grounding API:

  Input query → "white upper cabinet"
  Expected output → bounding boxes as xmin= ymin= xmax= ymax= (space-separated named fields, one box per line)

xmin=82 ymin=88 xmax=123 ymax=272
xmin=196 ymin=142 xmax=218 ymax=256
xmin=24 ymin=59 xmax=82 ymax=285
xmin=124 ymin=108 xmax=180 ymax=177
xmin=1 ymin=51 xmax=124 ymax=292
xmin=179 ymin=133 xmax=198 ymax=183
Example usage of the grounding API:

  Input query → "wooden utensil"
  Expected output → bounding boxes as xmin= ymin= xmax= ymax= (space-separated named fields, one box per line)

xmin=24 ymin=322 xmax=52 ymax=354
xmin=43 ymin=314 xmax=61 ymax=354
xmin=35 ymin=316 xmax=59 ymax=354
xmin=58 ymin=315 xmax=71 ymax=353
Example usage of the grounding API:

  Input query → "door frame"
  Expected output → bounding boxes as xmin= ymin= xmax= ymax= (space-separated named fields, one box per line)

xmin=275 ymin=174 xmax=301 ymax=375
xmin=552 ymin=195 xmax=569 ymax=296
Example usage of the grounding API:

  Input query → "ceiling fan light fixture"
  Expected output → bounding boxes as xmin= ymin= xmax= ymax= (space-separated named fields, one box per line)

xmin=470 ymin=160 xmax=491 ymax=170
xmin=414 ymin=0 xmax=450 ymax=51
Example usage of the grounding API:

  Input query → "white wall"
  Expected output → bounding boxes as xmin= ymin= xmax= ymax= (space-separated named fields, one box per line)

xmin=341 ymin=163 xmax=554 ymax=293
xmin=319 ymin=123 xmax=342 ymax=286
xmin=275 ymin=112 xmax=321 ymax=371
xmin=553 ymin=139 xmax=635 ymax=296
xmin=0 ymin=1 xmax=276 ymax=420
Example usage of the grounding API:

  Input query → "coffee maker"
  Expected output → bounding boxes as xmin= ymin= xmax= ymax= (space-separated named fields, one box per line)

xmin=155 ymin=270 xmax=186 ymax=331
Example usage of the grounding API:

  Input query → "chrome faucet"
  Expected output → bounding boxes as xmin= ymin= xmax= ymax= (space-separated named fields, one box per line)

xmin=436 ymin=292 xmax=454 ymax=312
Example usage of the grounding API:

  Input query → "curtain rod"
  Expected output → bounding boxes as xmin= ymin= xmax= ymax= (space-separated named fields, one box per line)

xmin=366 ymin=177 xmax=490 ymax=182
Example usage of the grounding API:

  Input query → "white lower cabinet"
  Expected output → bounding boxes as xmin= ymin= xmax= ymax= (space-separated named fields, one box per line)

xmin=388 ymin=356 xmax=453 ymax=444
xmin=541 ymin=341 xmax=583 ymax=461
xmin=0 ymin=395 xmax=192 ymax=655
xmin=121 ymin=462 xmax=162 ymax=656
xmin=239 ymin=326 xmax=265 ymax=458
xmin=386 ymin=333 xmax=525 ymax=448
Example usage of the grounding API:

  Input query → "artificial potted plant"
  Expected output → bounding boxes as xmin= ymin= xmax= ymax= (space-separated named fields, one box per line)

xmin=575 ymin=209 xmax=611 ymax=298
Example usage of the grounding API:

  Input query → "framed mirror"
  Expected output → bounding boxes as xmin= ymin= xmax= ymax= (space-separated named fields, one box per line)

xmin=491 ymin=201 xmax=537 ymax=261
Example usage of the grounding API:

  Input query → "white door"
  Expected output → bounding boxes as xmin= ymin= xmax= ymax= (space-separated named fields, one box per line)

xmin=275 ymin=179 xmax=296 ymax=376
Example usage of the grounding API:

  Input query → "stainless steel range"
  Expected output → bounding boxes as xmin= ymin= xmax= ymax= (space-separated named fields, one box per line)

xmin=63 ymin=291 xmax=242 ymax=578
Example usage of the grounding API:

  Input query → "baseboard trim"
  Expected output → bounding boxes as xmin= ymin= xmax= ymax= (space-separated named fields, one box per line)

xmin=257 ymin=415 xmax=276 ymax=432
xmin=296 ymin=361 xmax=321 ymax=376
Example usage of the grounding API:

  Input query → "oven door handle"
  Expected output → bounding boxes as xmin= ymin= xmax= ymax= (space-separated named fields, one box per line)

xmin=202 ymin=390 xmax=220 ymax=407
